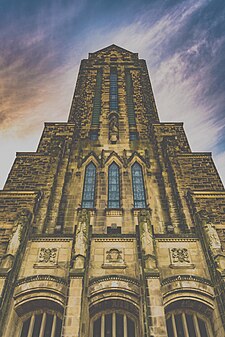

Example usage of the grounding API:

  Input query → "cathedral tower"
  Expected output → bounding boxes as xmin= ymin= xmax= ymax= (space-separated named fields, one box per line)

xmin=0 ymin=45 xmax=225 ymax=337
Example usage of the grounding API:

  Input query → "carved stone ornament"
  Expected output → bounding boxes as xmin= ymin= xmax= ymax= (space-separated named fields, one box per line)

xmin=109 ymin=112 xmax=119 ymax=143
xmin=0 ymin=209 xmax=32 ymax=271
xmin=38 ymin=248 xmax=58 ymax=264
xmin=72 ymin=209 xmax=90 ymax=269
xmin=102 ymin=248 xmax=126 ymax=269
xmin=204 ymin=223 xmax=222 ymax=253
xmin=33 ymin=247 xmax=59 ymax=269
xmin=169 ymin=248 xmax=194 ymax=269
xmin=138 ymin=209 xmax=156 ymax=269
xmin=197 ymin=209 xmax=212 ymax=224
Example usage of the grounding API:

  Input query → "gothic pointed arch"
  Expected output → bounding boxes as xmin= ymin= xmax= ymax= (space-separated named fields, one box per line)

xmin=105 ymin=151 xmax=124 ymax=167
xmin=81 ymin=151 xmax=100 ymax=167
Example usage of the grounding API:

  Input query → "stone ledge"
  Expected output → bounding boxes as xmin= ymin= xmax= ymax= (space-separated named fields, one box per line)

xmin=161 ymin=275 xmax=212 ymax=286
xmin=16 ymin=275 xmax=68 ymax=286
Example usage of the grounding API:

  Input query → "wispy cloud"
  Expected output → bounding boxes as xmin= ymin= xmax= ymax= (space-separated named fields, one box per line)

xmin=0 ymin=0 xmax=224 ymax=187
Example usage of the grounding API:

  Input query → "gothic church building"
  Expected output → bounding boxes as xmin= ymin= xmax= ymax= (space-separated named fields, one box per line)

xmin=0 ymin=45 xmax=225 ymax=337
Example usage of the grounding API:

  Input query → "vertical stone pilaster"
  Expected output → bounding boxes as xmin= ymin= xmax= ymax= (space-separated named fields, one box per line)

xmin=146 ymin=277 xmax=167 ymax=337
xmin=62 ymin=276 xmax=83 ymax=337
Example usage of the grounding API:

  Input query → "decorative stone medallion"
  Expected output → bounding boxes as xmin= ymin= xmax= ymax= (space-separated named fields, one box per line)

xmin=102 ymin=248 xmax=126 ymax=269
xmin=34 ymin=248 xmax=59 ymax=268
xmin=169 ymin=248 xmax=194 ymax=269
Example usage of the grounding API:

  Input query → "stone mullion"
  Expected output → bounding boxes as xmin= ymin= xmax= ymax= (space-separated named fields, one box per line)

xmin=39 ymin=312 xmax=47 ymax=337
xmin=50 ymin=314 xmax=57 ymax=337
xmin=27 ymin=314 xmax=35 ymax=337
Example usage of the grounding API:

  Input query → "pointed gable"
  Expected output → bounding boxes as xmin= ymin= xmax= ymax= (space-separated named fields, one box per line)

xmin=88 ymin=44 xmax=138 ymax=63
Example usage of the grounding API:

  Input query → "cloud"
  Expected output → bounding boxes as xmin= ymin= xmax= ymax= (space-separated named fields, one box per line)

xmin=0 ymin=0 xmax=224 ymax=188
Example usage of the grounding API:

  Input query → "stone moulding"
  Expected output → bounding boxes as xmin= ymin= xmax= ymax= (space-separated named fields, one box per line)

xmin=94 ymin=238 xmax=134 ymax=242
xmin=14 ymin=275 xmax=67 ymax=316
xmin=89 ymin=274 xmax=140 ymax=286
xmin=31 ymin=236 xmax=73 ymax=242
xmin=161 ymin=275 xmax=212 ymax=286
xmin=15 ymin=274 xmax=68 ymax=286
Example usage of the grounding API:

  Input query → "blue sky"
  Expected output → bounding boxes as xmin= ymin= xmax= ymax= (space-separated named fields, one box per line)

xmin=0 ymin=0 xmax=225 ymax=187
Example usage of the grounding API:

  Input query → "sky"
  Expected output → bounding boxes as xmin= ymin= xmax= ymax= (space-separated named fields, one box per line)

xmin=0 ymin=0 xmax=225 ymax=188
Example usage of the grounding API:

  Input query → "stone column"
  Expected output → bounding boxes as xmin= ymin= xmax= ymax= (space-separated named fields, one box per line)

xmin=146 ymin=277 xmax=168 ymax=337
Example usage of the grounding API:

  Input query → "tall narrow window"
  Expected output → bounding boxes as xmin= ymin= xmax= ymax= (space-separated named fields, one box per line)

xmin=131 ymin=163 xmax=146 ymax=208
xmin=82 ymin=162 xmax=96 ymax=208
xmin=91 ymin=68 xmax=103 ymax=127
xmin=110 ymin=68 xmax=118 ymax=112
xmin=108 ymin=162 xmax=120 ymax=208
xmin=125 ymin=70 xmax=136 ymax=126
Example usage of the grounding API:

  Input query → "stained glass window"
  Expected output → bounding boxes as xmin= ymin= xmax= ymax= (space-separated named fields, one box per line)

xmin=82 ymin=162 xmax=96 ymax=208
xmin=131 ymin=163 xmax=146 ymax=208
xmin=108 ymin=163 xmax=120 ymax=208
xmin=110 ymin=68 xmax=118 ymax=111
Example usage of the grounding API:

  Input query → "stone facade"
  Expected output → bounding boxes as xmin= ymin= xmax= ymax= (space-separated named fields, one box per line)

xmin=0 ymin=44 xmax=225 ymax=337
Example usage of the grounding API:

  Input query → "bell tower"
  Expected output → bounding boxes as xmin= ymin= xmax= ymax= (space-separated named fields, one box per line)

xmin=0 ymin=45 xmax=225 ymax=337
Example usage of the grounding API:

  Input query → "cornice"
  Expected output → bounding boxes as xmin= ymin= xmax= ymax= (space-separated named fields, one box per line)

xmin=152 ymin=122 xmax=184 ymax=127
xmin=177 ymin=152 xmax=212 ymax=158
xmin=89 ymin=274 xmax=140 ymax=286
xmin=94 ymin=238 xmax=134 ymax=242
xmin=155 ymin=234 xmax=198 ymax=242
xmin=190 ymin=191 xmax=225 ymax=198
xmin=0 ymin=191 xmax=40 ymax=198
xmin=16 ymin=275 xmax=68 ymax=286
xmin=31 ymin=235 xmax=73 ymax=242
xmin=161 ymin=275 xmax=212 ymax=287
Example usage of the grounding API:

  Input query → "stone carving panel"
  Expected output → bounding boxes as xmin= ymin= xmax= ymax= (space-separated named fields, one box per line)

xmin=102 ymin=248 xmax=126 ymax=269
xmin=38 ymin=248 xmax=58 ymax=264
xmin=34 ymin=247 xmax=59 ymax=269
xmin=169 ymin=248 xmax=194 ymax=269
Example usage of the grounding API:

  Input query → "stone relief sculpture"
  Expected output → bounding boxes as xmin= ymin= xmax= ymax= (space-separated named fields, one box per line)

xmin=38 ymin=248 xmax=58 ymax=264
xmin=109 ymin=113 xmax=119 ymax=143
xmin=198 ymin=209 xmax=225 ymax=274
xmin=72 ymin=209 xmax=90 ymax=269
xmin=0 ymin=209 xmax=32 ymax=270
xmin=102 ymin=248 xmax=126 ymax=269
xmin=138 ymin=209 xmax=156 ymax=269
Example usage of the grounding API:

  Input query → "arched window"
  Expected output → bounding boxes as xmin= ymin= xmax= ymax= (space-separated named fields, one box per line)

xmin=82 ymin=162 xmax=96 ymax=208
xmin=131 ymin=163 xmax=146 ymax=208
xmin=92 ymin=312 xmax=137 ymax=337
xmin=108 ymin=162 xmax=120 ymax=208
xmin=166 ymin=311 xmax=213 ymax=337
xmin=20 ymin=311 xmax=62 ymax=337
